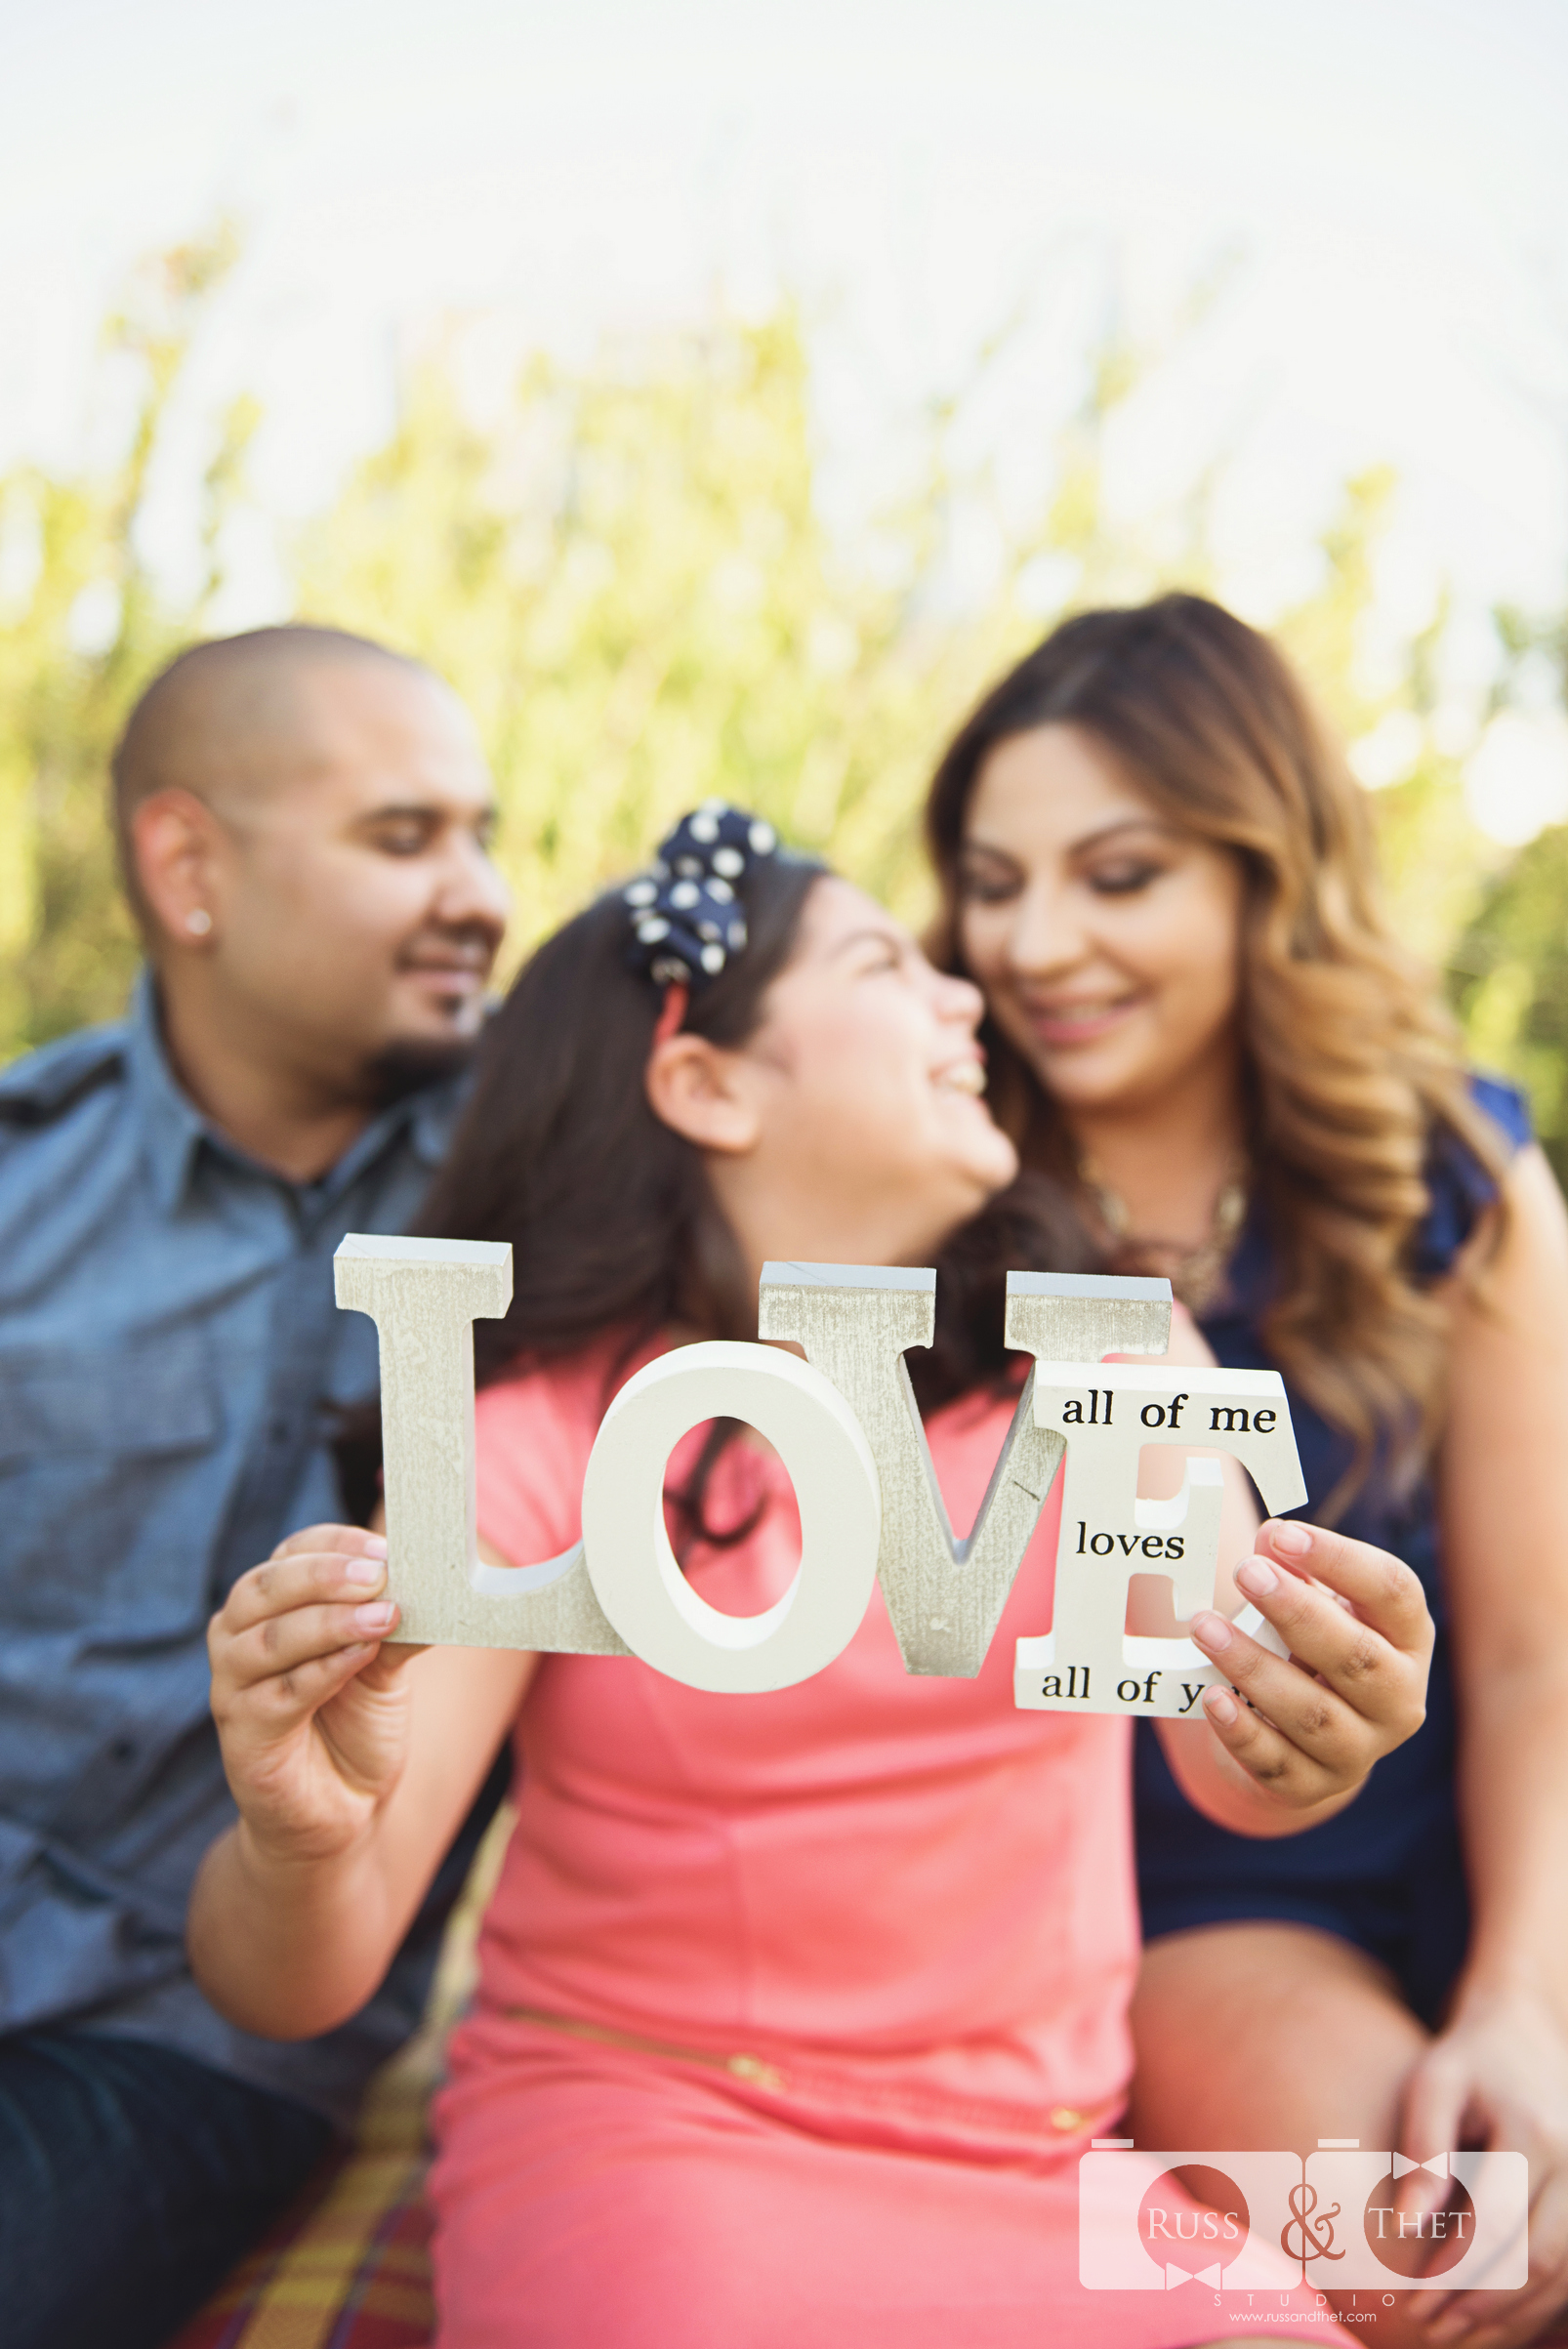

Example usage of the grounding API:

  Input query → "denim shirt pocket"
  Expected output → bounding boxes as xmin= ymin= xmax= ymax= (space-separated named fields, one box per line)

xmin=0 ymin=1333 xmax=225 ymax=1628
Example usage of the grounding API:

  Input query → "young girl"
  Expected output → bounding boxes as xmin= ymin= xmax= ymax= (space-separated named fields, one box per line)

xmin=191 ymin=807 xmax=1429 ymax=2348
xmin=927 ymin=598 xmax=1568 ymax=2348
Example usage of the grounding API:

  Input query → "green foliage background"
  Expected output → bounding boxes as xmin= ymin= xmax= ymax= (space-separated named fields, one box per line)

xmin=4 ymin=227 xmax=1566 ymax=1182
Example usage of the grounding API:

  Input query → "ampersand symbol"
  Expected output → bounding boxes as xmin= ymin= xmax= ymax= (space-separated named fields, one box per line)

xmin=1281 ymin=2180 xmax=1345 ymax=2269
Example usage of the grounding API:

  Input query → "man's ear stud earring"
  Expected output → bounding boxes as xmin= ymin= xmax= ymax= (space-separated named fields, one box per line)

xmin=186 ymin=909 xmax=213 ymax=936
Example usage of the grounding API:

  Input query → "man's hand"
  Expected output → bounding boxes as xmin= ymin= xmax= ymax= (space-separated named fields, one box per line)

xmin=207 ymin=1524 xmax=418 ymax=1867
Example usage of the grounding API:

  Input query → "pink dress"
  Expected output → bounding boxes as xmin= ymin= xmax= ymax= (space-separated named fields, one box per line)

xmin=431 ymin=1342 xmax=1345 ymax=2347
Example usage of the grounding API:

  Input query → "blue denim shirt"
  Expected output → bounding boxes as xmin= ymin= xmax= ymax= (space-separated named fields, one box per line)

xmin=0 ymin=972 xmax=474 ymax=2126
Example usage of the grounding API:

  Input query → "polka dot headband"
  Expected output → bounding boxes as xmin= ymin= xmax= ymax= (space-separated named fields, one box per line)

xmin=623 ymin=802 xmax=779 ymax=1013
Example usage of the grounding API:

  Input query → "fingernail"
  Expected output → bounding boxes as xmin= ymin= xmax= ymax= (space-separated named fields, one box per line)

xmin=343 ymin=1558 xmax=383 ymax=1587
xmin=1204 ymin=1687 xmax=1238 ymax=1725
xmin=1235 ymin=1557 xmax=1279 ymax=1598
xmin=363 ymin=1535 xmax=389 ymax=1558
xmin=1191 ymin=1610 xmax=1232 ymax=1652
xmin=1268 ymin=1520 xmax=1311 ymax=1556
xmin=353 ymin=1601 xmax=395 ymax=1631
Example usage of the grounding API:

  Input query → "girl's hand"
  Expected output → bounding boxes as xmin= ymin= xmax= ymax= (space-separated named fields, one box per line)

xmin=207 ymin=1524 xmax=418 ymax=1867
xmin=1187 ymin=1518 xmax=1433 ymax=1814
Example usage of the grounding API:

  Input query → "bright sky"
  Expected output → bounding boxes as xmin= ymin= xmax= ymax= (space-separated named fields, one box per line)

xmin=4 ymin=0 xmax=1568 ymax=833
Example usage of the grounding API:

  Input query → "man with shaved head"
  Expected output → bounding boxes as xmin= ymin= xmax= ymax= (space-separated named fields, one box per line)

xmin=0 ymin=625 xmax=511 ymax=2348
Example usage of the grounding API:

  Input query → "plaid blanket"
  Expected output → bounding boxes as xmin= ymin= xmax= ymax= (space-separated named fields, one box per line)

xmin=168 ymin=2148 xmax=433 ymax=2349
xmin=166 ymin=2009 xmax=442 ymax=2348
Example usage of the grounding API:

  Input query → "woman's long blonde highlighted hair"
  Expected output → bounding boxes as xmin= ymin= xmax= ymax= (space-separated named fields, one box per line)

xmin=926 ymin=593 xmax=1506 ymax=1503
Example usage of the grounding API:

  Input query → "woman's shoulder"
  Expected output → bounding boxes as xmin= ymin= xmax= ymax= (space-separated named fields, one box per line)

xmin=1413 ymin=1072 xmax=1534 ymax=1284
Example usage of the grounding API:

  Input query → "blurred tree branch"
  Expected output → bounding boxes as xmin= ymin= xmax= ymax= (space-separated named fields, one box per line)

xmin=0 ymin=219 xmax=248 ymax=1051
xmin=5 ymin=213 xmax=1559 ymax=1182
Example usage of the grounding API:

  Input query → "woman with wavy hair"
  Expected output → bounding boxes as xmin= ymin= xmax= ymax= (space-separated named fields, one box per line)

xmin=926 ymin=595 xmax=1568 ymax=2346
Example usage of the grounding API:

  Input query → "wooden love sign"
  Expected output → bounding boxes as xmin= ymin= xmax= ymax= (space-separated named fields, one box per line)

xmin=335 ymin=1237 xmax=1305 ymax=1713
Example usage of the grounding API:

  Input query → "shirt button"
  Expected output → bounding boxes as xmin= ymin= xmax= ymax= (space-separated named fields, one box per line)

xmin=109 ymin=1738 xmax=137 ymax=1764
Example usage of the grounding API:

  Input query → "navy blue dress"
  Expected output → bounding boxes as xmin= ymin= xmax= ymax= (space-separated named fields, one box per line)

xmin=1133 ymin=1076 xmax=1532 ymax=2030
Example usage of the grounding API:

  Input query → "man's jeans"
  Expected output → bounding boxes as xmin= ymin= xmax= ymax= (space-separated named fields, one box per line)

xmin=0 ymin=2031 xmax=334 ymax=2349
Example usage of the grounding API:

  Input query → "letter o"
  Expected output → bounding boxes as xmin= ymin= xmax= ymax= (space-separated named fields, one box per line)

xmin=1091 ymin=1532 xmax=1114 ymax=1555
xmin=1139 ymin=1402 xmax=1166 ymax=1427
xmin=1117 ymin=1677 xmax=1141 ymax=1702
xmin=581 ymin=1341 xmax=882 ymax=1693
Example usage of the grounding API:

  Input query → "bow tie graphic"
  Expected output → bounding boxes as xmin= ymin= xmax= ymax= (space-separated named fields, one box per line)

xmin=1165 ymin=2262 xmax=1226 ymax=2288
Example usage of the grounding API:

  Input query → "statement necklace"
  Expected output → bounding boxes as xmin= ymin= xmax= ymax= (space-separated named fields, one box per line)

xmin=1076 ymin=1150 xmax=1250 ymax=1316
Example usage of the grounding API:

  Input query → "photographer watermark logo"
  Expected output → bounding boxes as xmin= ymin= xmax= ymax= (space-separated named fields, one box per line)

xmin=1137 ymin=2164 xmax=1252 ymax=2287
xmin=1282 ymin=2178 xmax=1343 ymax=2277
xmin=1080 ymin=2142 xmax=1528 ymax=2296
xmin=1361 ymin=2163 xmax=1478 ymax=2280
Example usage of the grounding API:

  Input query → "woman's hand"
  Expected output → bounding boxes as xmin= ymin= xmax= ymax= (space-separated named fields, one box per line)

xmin=1399 ymin=1985 xmax=1568 ymax=2347
xmin=1168 ymin=1518 xmax=1434 ymax=1827
xmin=207 ymin=1523 xmax=417 ymax=1868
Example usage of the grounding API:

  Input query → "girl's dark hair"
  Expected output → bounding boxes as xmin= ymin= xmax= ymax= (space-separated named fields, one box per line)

xmin=339 ymin=847 xmax=1090 ymax=1529
xmin=421 ymin=855 xmax=828 ymax=1381
xmin=926 ymin=592 xmax=1507 ymax=1504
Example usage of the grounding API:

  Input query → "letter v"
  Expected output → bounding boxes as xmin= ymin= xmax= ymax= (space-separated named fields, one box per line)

xmin=758 ymin=1263 xmax=1170 ymax=1676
